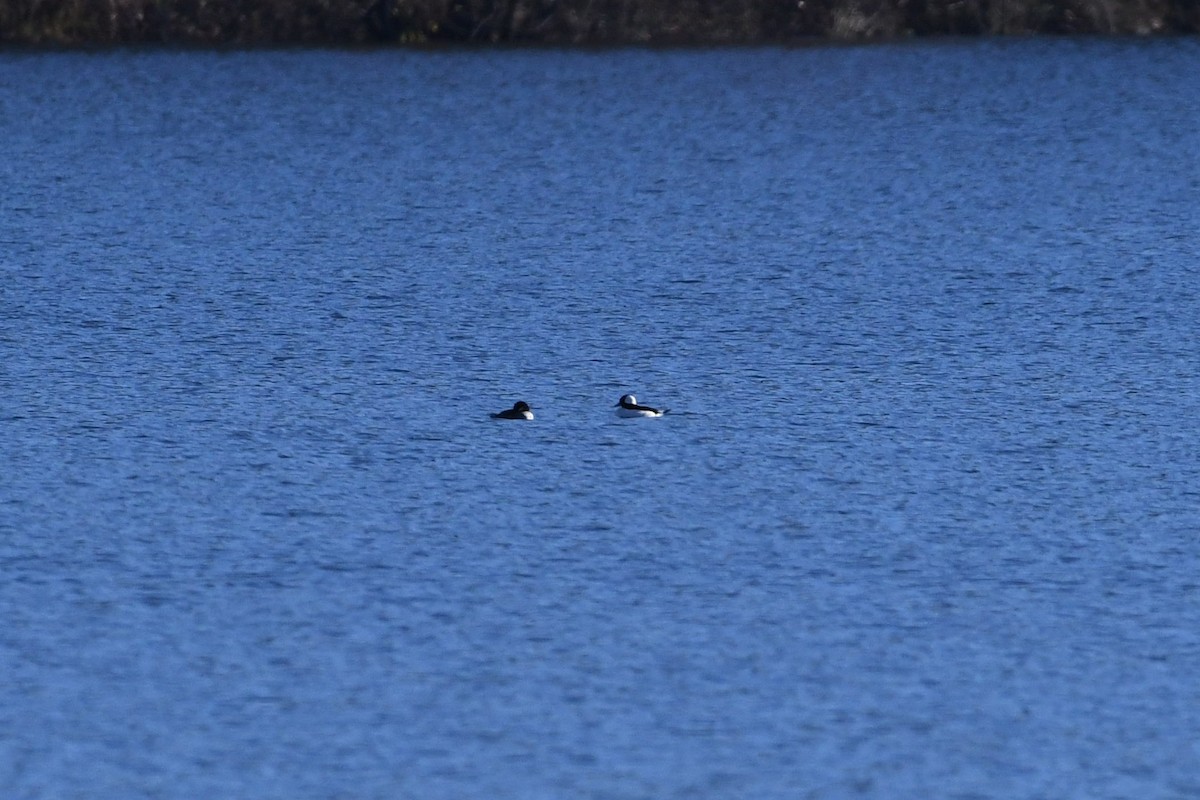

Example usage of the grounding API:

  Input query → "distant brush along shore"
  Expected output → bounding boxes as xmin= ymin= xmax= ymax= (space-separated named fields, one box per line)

xmin=2 ymin=0 xmax=1198 ymax=46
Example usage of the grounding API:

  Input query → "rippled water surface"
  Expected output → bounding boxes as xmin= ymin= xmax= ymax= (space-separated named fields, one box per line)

xmin=3 ymin=40 xmax=1200 ymax=798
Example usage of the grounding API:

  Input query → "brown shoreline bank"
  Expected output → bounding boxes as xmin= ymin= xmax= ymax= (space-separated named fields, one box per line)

xmin=2 ymin=0 xmax=1198 ymax=47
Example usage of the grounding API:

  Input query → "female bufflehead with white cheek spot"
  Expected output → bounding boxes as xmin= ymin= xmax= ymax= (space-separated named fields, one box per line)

xmin=615 ymin=394 xmax=666 ymax=418
xmin=491 ymin=401 xmax=534 ymax=420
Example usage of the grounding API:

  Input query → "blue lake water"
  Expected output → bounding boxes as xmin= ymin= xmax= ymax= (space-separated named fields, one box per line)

xmin=2 ymin=39 xmax=1200 ymax=798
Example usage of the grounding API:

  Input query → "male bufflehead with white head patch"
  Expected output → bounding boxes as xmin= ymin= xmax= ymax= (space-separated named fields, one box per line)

xmin=615 ymin=394 xmax=666 ymax=418
xmin=492 ymin=401 xmax=534 ymax=420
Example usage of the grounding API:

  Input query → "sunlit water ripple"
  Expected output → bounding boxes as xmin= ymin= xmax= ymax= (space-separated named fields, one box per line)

xmin=2 ymin=40 xmax=1200 ymax=798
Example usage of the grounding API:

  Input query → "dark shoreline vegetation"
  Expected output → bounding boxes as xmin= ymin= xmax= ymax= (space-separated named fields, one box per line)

xmin=2 ymin=0 xmax=1199 ymax=46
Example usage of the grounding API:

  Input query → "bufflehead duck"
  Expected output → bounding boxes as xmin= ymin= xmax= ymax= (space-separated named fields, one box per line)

xmin=615 ymin=394 xmax=666 ymax=418
xmin=492 ymin=401 xmax=533 ymax=420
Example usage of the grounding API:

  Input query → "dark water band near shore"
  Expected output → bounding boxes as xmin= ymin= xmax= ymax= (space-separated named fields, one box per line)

xmin=2 ymin=0 xmax=1198 ymax=46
